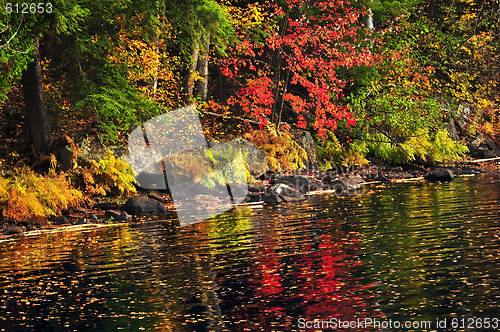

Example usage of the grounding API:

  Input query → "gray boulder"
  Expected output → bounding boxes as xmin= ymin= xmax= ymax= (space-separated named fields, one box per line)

xmin=484 ymin=134 xmax=500 ymax=156
xmin=79 ymin=137 xmax=131 ymax=163
xmin=468 ymin=132 xmax=499 ymax=158
xmin=262 ymin=183 xmax=305 ymax=203
xmin=273 ymin=175 xmax=322 ymax=194
xmin=293 ymin=130 xmax=318 ymax=167
xmin=445 ymin=120 xmax=459 ymax=141
xmin=122 ymin=197 xmax=166 ymax=215
xmin=3 ymin=226 xmax=24 ymax=235
xmin=105 ymin=210 xmax=132 ymax=221
xmin=327 ymin=175 xmax=364 ymax=193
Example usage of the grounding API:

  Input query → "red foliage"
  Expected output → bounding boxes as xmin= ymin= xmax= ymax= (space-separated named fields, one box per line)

xmin=220 ymin=0 xmax=382 ymax=138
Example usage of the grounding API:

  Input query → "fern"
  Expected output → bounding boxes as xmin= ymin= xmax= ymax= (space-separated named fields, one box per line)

xmin=366 ymin=129 xmax=468 ymax=164
xmin=0 ymin=167 xmax=84 ymax=223
xmin=163 ymin=145 xmax=252 ymax=189
xmin=89 ymin=150 xmax=137 ymax=196
xmin=318 ymin=132 xmax=369 ymax=168
xmin=432 ymin=129 xmax=469 ymax=163
xmin=243 ymin=125 xmax=307 ymax=172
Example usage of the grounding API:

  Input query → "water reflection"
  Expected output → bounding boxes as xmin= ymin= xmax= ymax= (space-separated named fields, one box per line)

xmin=0 ymin=174 xmax=498 ymax=331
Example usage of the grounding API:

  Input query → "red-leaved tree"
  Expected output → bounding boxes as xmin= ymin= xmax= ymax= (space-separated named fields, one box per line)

xmin=219 ymin=0 xmax=381 ymax=138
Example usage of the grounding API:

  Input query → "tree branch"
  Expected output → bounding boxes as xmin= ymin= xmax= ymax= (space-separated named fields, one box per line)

xmin=0 ymin=17 xmax=23 ymax=50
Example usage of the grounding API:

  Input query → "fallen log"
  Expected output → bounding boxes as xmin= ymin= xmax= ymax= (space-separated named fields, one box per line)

xmin=467 ymin=157 xmax=500 ymax=163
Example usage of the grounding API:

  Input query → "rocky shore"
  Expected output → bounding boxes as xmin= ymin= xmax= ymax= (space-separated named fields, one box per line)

xmin=2 ymin=158 xmax=497 ymax=239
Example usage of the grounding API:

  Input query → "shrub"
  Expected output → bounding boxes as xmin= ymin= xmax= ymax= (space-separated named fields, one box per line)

xmin=76 ymin=88 xmax=163 ymax=144
xmin=243 ymin=125 xmax=307 ymax=172
xmin=431 ymin=129 xmax=469 ymax=163
xmin=163 ymin=145 xmax=253 ymax=189
xmin=317 ymin=132 xmax=369 ymax=168
xmin=78 ymin=150 xmax=137 ymax=196
xmin=366 ymin=128 xmax=468 ymax=164
xmin=0 ymin=167 xmax=84 ymax=223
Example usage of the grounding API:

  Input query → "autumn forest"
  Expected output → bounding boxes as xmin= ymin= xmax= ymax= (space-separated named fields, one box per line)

xmin=0 ymin=0 xmax=499 ymax=223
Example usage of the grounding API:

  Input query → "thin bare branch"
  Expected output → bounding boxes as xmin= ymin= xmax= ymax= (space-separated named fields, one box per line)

xmin=0 ymin=16 xmax=23 ymax=49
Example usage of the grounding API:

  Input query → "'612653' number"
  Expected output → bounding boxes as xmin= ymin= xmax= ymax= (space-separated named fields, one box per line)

xmin=5 ymin=3 xmax=53 ymax=14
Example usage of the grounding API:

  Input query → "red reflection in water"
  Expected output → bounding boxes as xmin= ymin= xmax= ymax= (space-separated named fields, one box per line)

xmin=216 ymin=221 xmax=381 ymax=331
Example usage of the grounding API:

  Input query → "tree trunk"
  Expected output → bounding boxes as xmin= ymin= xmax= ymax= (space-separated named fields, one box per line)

xmin=22 ymin=36 xmax=51 ymax=154
xmin=366 ymin=8 xmax=374 ymax=30
xmin=276 ymin=69 xmax=290 ymax=131
xmin=184 ymin=40 xmax=200 ymax=104
xmin=195 ymin=33 xmax=210 ymax=102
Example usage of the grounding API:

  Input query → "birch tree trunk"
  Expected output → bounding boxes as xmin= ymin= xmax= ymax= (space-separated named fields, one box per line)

xmin=184 ymin=41 xmax=200 ymax=104
xmin=196 ymin=32 xmax=211 ymax=102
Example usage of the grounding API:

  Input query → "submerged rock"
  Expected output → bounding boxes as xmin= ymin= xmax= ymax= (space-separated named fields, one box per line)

xmin=105 ymin=210 xmax=132 ymax=221
xmin=122 ymin=196 xmax=166 ymax=215
xmin=425 ymin=168 xmax=455 ymax=182
xmin=262 ymin=183 xmax=305 ymax=203
xmin=248 ymin=181 xmax=271 ymax=193
xmin=53 ymin=216 xmax=68 ymax=225
xmin=460 ymin=166 xmax=481 ymax=175
xmin=2 ymin=226 xmax=24 ymax=235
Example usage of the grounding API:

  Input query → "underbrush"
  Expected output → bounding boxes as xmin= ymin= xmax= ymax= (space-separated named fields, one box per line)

xmin=317 ymin=132 xmax=369 ymax=168
xmin=75 ymin=149 xmax=137 ymax=196
xmin=0 ymin=167 xmax=84 ymax=223
xmin=243 ymin=125 xmax=307 ymax=172
xmin=164 ymin=145 xmax=253 ymax=188
xmin=317 ymin=128 xmax=469 ymax=167
xmin=0 ymin=150 xmax=137 ymax=224
xmin=366 ymin=128 xmax=469 ymax=164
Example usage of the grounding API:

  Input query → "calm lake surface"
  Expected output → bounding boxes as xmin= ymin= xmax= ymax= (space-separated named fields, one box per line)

xmin=0 ymin=173 xmax=499 ymax=331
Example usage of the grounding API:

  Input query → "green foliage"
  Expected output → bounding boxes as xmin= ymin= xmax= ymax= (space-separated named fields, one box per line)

xmin=166 ymin=0 xmax=234 ymax=57
xmin=366 ymin=129 xmax=468 ymax=164
xmin=79 ymin=150 xmax=137 ymax=197
xmin=204 ymin=145 xmax=252 ymax=187
xmin=317 ymin=132 xmax=369 ymax=168
xmin=366 ymin=132 xmax=411 ymax=164
xmin=0 ymin=0 xmax=90 ymax=103
xmin=76 ymin=88 xmax=163 ymax=143
xmin=0 ymin=167 xmax=84 ymax=223
xmin=243 ymin=125 xmax=307 ymax=172
xmin=432 ymin=129 xmax=469 ymax=163
xmin=164 ymin=145 xmax=252 ymax=189
xmin=348 ymin=53 xmax=443 ymax=139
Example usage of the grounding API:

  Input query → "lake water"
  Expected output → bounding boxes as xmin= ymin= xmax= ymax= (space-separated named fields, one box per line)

xmin=0 ymin=173 xmax=499 ymax=331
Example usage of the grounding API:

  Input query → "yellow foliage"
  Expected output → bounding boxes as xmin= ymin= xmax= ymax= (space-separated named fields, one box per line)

xmin=78 ymin=150 xmax=137 ymax=197
xmin=318 ymin=132 xmax=369 ymax=168
xmin=0 ymin=176 xmax=9 ymax=204
xmin=164 ymin=145 xmax=253 ymax=188
xmin=366 ymin=129 xmax=468 ymax=164
xmin=243 ymin=125 xmax=307 ymax=172
xmin=108 ymin=20 xmax=182 ymax=107
xmin=0 ymin=167 xmax=84 ymax=223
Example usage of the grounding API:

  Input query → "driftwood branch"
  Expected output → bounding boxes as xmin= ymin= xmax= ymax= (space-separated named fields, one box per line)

xmin=467 ymin=156 xmax=500 ymax=163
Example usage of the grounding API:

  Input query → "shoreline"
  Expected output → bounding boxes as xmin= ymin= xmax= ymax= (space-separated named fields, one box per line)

xmin=1 ymin=160 xmax=499 ymax=241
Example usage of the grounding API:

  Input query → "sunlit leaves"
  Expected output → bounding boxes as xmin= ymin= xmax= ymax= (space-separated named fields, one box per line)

xmin=219 ymin=0 xmax=380 ymax=137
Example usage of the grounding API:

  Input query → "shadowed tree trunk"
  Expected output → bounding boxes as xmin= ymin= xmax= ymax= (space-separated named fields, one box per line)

xmin=21 ymin=36 xmax=52 ymax=154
